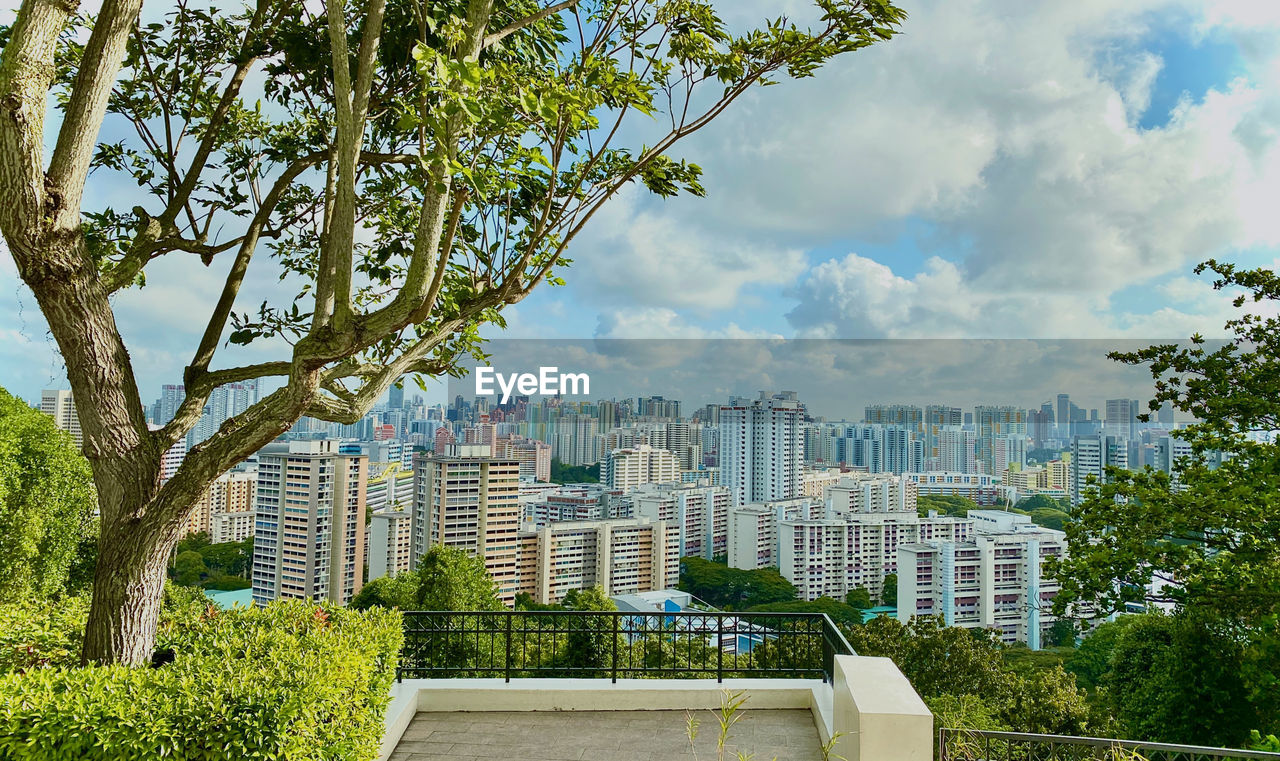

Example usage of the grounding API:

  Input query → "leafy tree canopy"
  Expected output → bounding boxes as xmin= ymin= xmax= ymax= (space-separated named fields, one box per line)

xmin=748 ymin=597 xmax=863 ymax=627
xmin=0 ymin=387 xmax=97 ymax=602
xmin=678 ymin=556 xmax=796 ymax=610
xmin=550 ymin=459 xmax=600 ymax=484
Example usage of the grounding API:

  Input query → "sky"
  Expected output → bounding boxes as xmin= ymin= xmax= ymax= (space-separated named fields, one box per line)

xmin=3 ymin=0 xmax=1280 ymax=408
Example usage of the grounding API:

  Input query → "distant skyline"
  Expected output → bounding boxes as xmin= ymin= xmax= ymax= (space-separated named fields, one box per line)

xmin=446 ymin=339 xmax=1190 ymax=422
xmin=4 ymin=1 xmax=1280 ymax=404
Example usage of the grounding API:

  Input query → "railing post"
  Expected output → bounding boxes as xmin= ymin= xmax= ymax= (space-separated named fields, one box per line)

xmin=611 ymin=613 xmax=619 ymax=684
xmin=505 ymin=611 xmax=513 ymax=683
xmin=717 ymin=614 xmax=724 ymax=683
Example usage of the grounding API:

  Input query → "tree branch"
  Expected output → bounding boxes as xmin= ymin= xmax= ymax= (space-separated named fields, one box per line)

xmin=45 ymin=0 xmax=146 ymax=234
xmin=482 ymin=0 xmax=579 ymax=50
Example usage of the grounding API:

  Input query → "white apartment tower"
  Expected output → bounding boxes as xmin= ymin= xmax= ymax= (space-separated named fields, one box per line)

xmin=251 ymin=440 xmax=367 ymax=605
xmin=41 ymin=389 xmax=82 ymax=448
xmin=604 ymin=443 xmax=681 ymax=493
xmin=719 ymin=392 xmax=804 ymax=507
xmin=1070 ymin=434 xmax=1129 ymax=506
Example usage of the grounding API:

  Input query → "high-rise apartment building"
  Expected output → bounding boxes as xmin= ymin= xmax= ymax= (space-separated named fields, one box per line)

xmin=251 ymin=440 xmax=367 ymax=605
xmin=1070 ymin=434 xmax=1129 ymax=506
xmin=190 ymin=381 xmax=259 ymax=446
xmin=155 ymin=384 xmax=185 ymax=426
xmin=184 ymin=469 xmax=257 ymax=537
xmin=727 ymin=497 xmax=824 ymax=570
xmin=632 ymin=482 xmax=732 ymax=560
xmin=604 ymin=443 xmax=681 ymax=493
xmin=897 ymin=511 xmax=1065 ymax=649
xmin=719 ymin=392 xmax=804 ymax=506
xmin=936 ymin=426 xmax=977 ymax=473
xmin=411 ymin=451 xmax=521 ymax=604
xmin=779 ymin=511 xmax=972 ymax=603
xmin=369 ymin=509 xmax=413 ymax=580
xmin=825 ymin=473 xmax=918 ymax=515
xmin=41 ymin=389 xmax=82 ymax=448
xmin=974 ymin=406 xmax=1027 ymax=474
xmin=517 ymin=518 xmax=680 ymax=605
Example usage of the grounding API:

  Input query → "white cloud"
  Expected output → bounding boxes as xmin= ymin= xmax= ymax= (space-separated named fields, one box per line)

xmin=594 ymin=307 xmax=781 ymax=339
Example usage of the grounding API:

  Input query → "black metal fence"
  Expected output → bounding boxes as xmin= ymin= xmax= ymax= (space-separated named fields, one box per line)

xmin=938 ymin=729 xmax=1280 ymax=761
xmin=397 ymin=610 xmax=854 ymax=683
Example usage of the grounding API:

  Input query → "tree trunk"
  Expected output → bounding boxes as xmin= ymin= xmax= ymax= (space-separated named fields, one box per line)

xmin=82 ymin=512 xmax=183 ymax=665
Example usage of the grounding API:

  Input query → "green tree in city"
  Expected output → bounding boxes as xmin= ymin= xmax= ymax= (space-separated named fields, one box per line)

xmin=0 ymin=387 xmax=97 ymax=602
xmin=350 ymin=571 xmax=421 ymax=610
xmin=679 ymin=557 xmax=797 ymax=609
xmin=1049 ymin=262 xmax=1280 ymax=738
xmin=845 ymin=587 xmax=873 ymax=611
xmin=0 ymin=0 xmax=905 ymax=664
xmin=747 ymin=597 xmax=864 ymax=627
xmin=172 ymin=551 xmax=208 ymax=587
xmin=416 ymin=545 xmax=502 ymax=611
xmin=880 ymin=573 xmax=898 ymax=607
xmin=1106 ymin=611 xmax=1260 ymax=747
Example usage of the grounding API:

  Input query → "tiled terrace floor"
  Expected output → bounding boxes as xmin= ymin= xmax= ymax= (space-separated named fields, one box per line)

xmin=389 ymin=709 xmax=825 ymax=761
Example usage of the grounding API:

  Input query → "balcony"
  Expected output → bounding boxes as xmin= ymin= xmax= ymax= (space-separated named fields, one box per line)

xmin=379 ymin=610 xmax=934 ymax=761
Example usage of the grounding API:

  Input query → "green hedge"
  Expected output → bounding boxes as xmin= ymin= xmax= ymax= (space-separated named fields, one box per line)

xmin=0 ymin=601 xmax=403 ymax=761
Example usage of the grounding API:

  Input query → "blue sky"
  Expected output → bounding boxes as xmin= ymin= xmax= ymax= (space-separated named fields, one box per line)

xmin=3 ymin=0 xmax=1280 ymax=405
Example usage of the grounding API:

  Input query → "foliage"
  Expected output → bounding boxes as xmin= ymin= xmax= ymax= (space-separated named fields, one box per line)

xmin=845 ymin=587 xmax=873 ymax=611
xmin=927 ymin=693 xmax=1008 ymax=732
xmin=917 ymin=494 xmax=979 ymax=517
xmin=1051 ymin=262 xmax=1280 ymax=625
xmin=679 ymin=557 xmax=797 ymax=610
xmin=0 ymin=387 xmax=97 ymax=602
xmin=1016 ymin=494 xmax=1070 ymax=513
xmin=173 ymin=550 xmax=208 ymax=587
xmin=880 ymin=573 xmax=897 ymax=607
xmin=550 ymin=459 xmax=600 ymax=484
xmin=1001 ymin=644 xmax=1071 ymax=677
xmin=417 ymin=545 xmax=502 ymax=611
xmin=556 ymin=586 xmax=620 ymax=674
xmin=0 ymin=602 xmax=402 ymax=760
xmin=846 ymin=616 xmax=1092 ymax=736
xmin=0 ymin=597 xmax=92 ymax=674
xmin=748 ymin=597 xmax=864 ymax=627
xmin=0 ymin=0 xmax=907 ymax=664
xmin=1105 ymin=611 xmax=1262 ymax=747
xmin=350 ymin=571 xmax=421 ymax=610
xmin=1065 ymin=617 xmax=1134 ymax=691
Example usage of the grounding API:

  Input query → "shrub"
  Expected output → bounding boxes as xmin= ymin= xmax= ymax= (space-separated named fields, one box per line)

xmin=0 ymin=596 xmax=90 ymax=673
xmin=0 ymin=601 xmax=403 ymax=760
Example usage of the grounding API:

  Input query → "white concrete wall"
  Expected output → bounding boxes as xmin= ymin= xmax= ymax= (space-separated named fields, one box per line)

xmin=831 ymin=655 xmax=934 ymax=761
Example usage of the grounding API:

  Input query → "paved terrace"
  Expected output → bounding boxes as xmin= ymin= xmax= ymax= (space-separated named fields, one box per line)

xmin=389 ymin=709 xmax=825 ymax=761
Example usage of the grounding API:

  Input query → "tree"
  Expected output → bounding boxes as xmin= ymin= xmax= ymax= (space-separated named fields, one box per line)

xmin=678 ymin=556 xmax=797 ymax=609
xmin=845 ymin=615 xmax=1091 ymax=735
xmin=748 ymin=597 xmax=863 ymax=627
xmin=880 ymin=573 xmax=897 ymax=607
xmin=416 ymin=545 xmax=501 ymax=611
xmin=1049 ymin=263 xmax=1280 ymax=735
xmin=1106 ymin=611 xmax=1260 ymax=747
xmin=1051 ymin=262 xmax=1280 ymax=625
xmin=349 ymin=570 xmax=419 ymax=610
xmin=1065 ymin=617 xmax=1133 ymax=691
xmin=0 ymin=387 xmax=97 ymax=602
xmin=172 ymin=550 xmax=207 ymax=587
xmin=0 ymin=0 xmax=905 ymax=663
xmin=845 ymin=587 xmax=873 ymax=611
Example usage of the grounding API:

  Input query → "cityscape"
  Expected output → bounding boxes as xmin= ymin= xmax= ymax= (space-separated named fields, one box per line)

xmin=3 ymin=0 xmax=1279 ymax=759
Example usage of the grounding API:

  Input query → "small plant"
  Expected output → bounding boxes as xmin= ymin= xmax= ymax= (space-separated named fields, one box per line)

xmin=820 ymin=730 xmax=848 ymax=761
xmin=684 ymin=689 xmax=781 ymax=761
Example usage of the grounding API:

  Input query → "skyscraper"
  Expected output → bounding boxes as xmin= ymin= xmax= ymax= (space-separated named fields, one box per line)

xmin=388 ymin=381 xmax=404 ymax=410
xmin=1105 ymin=398 xmax=1140 ymax=440
xmin=1070 ymin=434 xmax=1129 ymax=506
xmin=251 ymin=440 xmax=367 ymax=605
xmin=974 ymin=406 xmax=1027 ymax=474
xmin=719 ymin=392 xmax=804 ymax=506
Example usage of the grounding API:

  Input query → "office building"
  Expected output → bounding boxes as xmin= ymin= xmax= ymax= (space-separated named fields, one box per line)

xmin=1070 ymin=435 xmax=1129 ymax=506
xmin=251 ymin=440 xmax=367 ymax=605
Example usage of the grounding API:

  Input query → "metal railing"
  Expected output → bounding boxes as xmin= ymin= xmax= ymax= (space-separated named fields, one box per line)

xmin=938 ymin=728 xmax=1280 ymax=761
xmin=397 ymin=610 xmax=854 ymax=683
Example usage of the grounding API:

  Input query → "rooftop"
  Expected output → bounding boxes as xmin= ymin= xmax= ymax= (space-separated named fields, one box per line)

xmin=390 ymin=709 xmax=824 ymax=761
